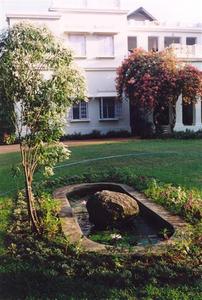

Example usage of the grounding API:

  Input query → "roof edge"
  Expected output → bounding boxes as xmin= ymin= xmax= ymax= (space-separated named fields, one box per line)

xmin=128 ymin=6 xmax=157 ymax=21
xmin=6 ymin=12 xmax=61 ymax=20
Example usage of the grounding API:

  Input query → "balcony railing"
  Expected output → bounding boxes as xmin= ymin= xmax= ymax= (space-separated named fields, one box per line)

xmin=171 ymin=44 xmax=202 ymax=58
xmin=128 ymin=19 xmax=202 ymax=29
xmin=51 ymin=0 xmax=121 ymax=9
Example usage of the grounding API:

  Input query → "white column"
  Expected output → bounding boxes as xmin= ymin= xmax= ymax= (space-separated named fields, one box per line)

xmin=194 ymin=97 xmax=202 ymax=130
xmin=159 ymin=36 xmax=165 ymax=51
xmin=181 ymin=36 xmax=186 ymax=45
xmin=174 ymin=94 xmax=183 ymax=131
xmin=137 ymin=34 xmax=148 ymax=51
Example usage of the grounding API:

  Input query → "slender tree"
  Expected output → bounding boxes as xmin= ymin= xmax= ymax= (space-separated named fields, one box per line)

xmin=0 ymin=23 xmax=86 ymax=233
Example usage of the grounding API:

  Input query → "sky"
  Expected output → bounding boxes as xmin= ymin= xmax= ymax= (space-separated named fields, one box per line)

xmin=0 ymin=0 xmax=202 ymax=24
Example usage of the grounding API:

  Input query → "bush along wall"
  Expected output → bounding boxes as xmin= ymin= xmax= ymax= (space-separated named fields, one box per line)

xmin=0 ymin=98 xmax=15 ymax=144
xmin=60 ymin=130 xmax=132 ymax=141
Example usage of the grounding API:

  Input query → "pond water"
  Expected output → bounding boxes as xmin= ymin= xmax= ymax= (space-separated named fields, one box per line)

xmin=69 ymin=194 xmax=165 ymax=247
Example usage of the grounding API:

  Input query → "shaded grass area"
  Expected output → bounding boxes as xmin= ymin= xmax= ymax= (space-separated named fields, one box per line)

xmin=0 ymin=197 xmax=13 ymax=255
xmin=0 ymin=257 xmax=201 ymax=300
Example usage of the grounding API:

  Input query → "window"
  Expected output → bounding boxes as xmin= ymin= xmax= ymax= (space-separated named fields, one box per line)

xmin=68 ymin=34 xmax=86 ymax=57
xmin=96 ymin=35 xmax=114 ymax=57
xmin=183 ymin=102 xmax=194 ymax=125
xmin=164 ymin=37 xmax=180 ymax=48
xmin=99 ymin=98 xmax=122 ymax=119
xmin=128 ymin=36 xmax=137 ymax=52
xmin=72 ymin=101 xmax=88 ymax=120
xmin=186 ymin=37 xmax=197 ymax=45
xmin=148 ymin=36 xmax=158 ymax=51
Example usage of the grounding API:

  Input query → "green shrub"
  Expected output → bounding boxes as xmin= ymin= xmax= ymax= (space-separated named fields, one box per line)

xmin=61 ymin=130 xmax=131 ymax=141
xmin=145 ymin=179 xmax=202 ymax=223
xmin=40 ymin=193 xmax=61 ymax=239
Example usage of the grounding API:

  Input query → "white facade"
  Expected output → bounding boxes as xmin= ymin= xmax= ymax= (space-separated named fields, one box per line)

xmin=6 ymin=2 xmax=202 ymax=134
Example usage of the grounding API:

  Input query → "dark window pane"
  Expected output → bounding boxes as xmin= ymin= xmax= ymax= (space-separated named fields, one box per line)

xmin=103 ymin=98 xmax=115 ymax=118
xmin=80 ymin=101 xmax=87 ymax=118
xmin=73 ymin=104 xmax=80 ymax=119
xmin=148 ymin=36 xmax=158 ymax=51
xmin=186 ymin=37 xmax=196 ymax=45
xmin=183 ymin=103 xmax=193 ymax=125
xmin=128 ymin=36 xmax=137 ymax=51
xmin=164 ymin=37 xmax=180 ymax=48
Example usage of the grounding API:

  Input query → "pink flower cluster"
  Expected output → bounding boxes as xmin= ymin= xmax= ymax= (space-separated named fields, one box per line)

xmin=116 ymin=48 xmax=202 ymax=110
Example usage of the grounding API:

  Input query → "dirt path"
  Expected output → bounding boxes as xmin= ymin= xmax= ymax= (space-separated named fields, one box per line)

xmin=0 ymin=137 xmax=136 ymax=154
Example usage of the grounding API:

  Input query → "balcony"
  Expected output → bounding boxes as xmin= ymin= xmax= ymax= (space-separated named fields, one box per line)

xmin=171 ymin=44 xmax=202 ymax=59
xmin=51 ymin=0 xmax=121 ymax=10
xmin=128 ymin=19 xmax=202 ymax=29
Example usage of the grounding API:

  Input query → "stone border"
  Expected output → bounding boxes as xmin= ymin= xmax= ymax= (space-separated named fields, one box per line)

xmin=53 ymin=182 xmax=187 ymax=253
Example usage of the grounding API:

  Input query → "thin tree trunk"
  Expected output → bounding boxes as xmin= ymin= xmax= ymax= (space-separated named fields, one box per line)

xmin=20 ymin=145 xmax=41 ymax=234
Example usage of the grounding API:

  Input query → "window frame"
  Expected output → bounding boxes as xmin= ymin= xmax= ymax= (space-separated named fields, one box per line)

xmin=99 ymin=97 xmax=122 ymax=120
xmin=68 ymin=34 xmax=87 ymax=58
xmin=95 ymin=34 xmax=115 ymax=58
xmin=71 ymin=101 xmax=89 ymax=121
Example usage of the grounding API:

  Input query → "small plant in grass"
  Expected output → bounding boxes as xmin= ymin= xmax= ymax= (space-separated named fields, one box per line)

xmin=0 ymin=197 xmax=13 ymax=255
xmin=7 ymin=191 xmax=61 ymax=240
xmin=145 ymin=179 xmax=202 ymax=223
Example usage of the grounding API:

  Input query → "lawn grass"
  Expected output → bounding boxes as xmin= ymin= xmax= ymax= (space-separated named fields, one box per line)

xmin=1 ymin=138 xmax=202 ymax=252
xmin=1 ymin=139 xmax=202 ymax=196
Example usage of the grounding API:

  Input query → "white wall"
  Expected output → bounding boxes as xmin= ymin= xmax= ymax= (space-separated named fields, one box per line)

xmin=127 ymin=27 xmax=202 ymax=51
xmin=7 ymin=7 xmax=131 ymax=135
xmin=65 ymin=97 xmax=130 ymax=135
xmin=6 ymin=5 xmax=202 ymax=135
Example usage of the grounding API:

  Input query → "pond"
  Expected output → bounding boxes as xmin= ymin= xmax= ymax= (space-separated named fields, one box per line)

xmin=69 ymin=193 xmax=167 ymax=248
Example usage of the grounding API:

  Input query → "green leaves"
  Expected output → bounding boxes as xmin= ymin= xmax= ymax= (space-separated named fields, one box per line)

xmin=0 ymin=22 xmax=86 ymax=175
xmin=37 ymin=142 xmax=71 ymax=177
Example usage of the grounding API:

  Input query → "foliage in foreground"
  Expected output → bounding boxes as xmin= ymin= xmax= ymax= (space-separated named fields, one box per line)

xmin=2 ymin=188 xmax=201 ymax=299
xmin=0 ymin=168 xmax=201 ymax=299
xmin=0 ymin=197 xmax=13 ymax=255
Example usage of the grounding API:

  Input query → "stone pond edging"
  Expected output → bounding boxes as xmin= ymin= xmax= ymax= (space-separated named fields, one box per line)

xmin=53 ymin=182 xmax=188 ymax=253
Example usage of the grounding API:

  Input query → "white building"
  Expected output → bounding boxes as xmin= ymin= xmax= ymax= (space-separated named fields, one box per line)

xmin=6 ymin=1 xmax=202 ymax=135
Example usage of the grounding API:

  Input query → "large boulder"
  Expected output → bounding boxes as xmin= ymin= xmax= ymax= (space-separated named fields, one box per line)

xmin=86 ymin=190 xmax=139 ymax=228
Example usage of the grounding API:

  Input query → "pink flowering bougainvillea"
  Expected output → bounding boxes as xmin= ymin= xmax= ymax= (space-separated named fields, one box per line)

xmin=116 ymin=48 xmax=202 ymax=132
